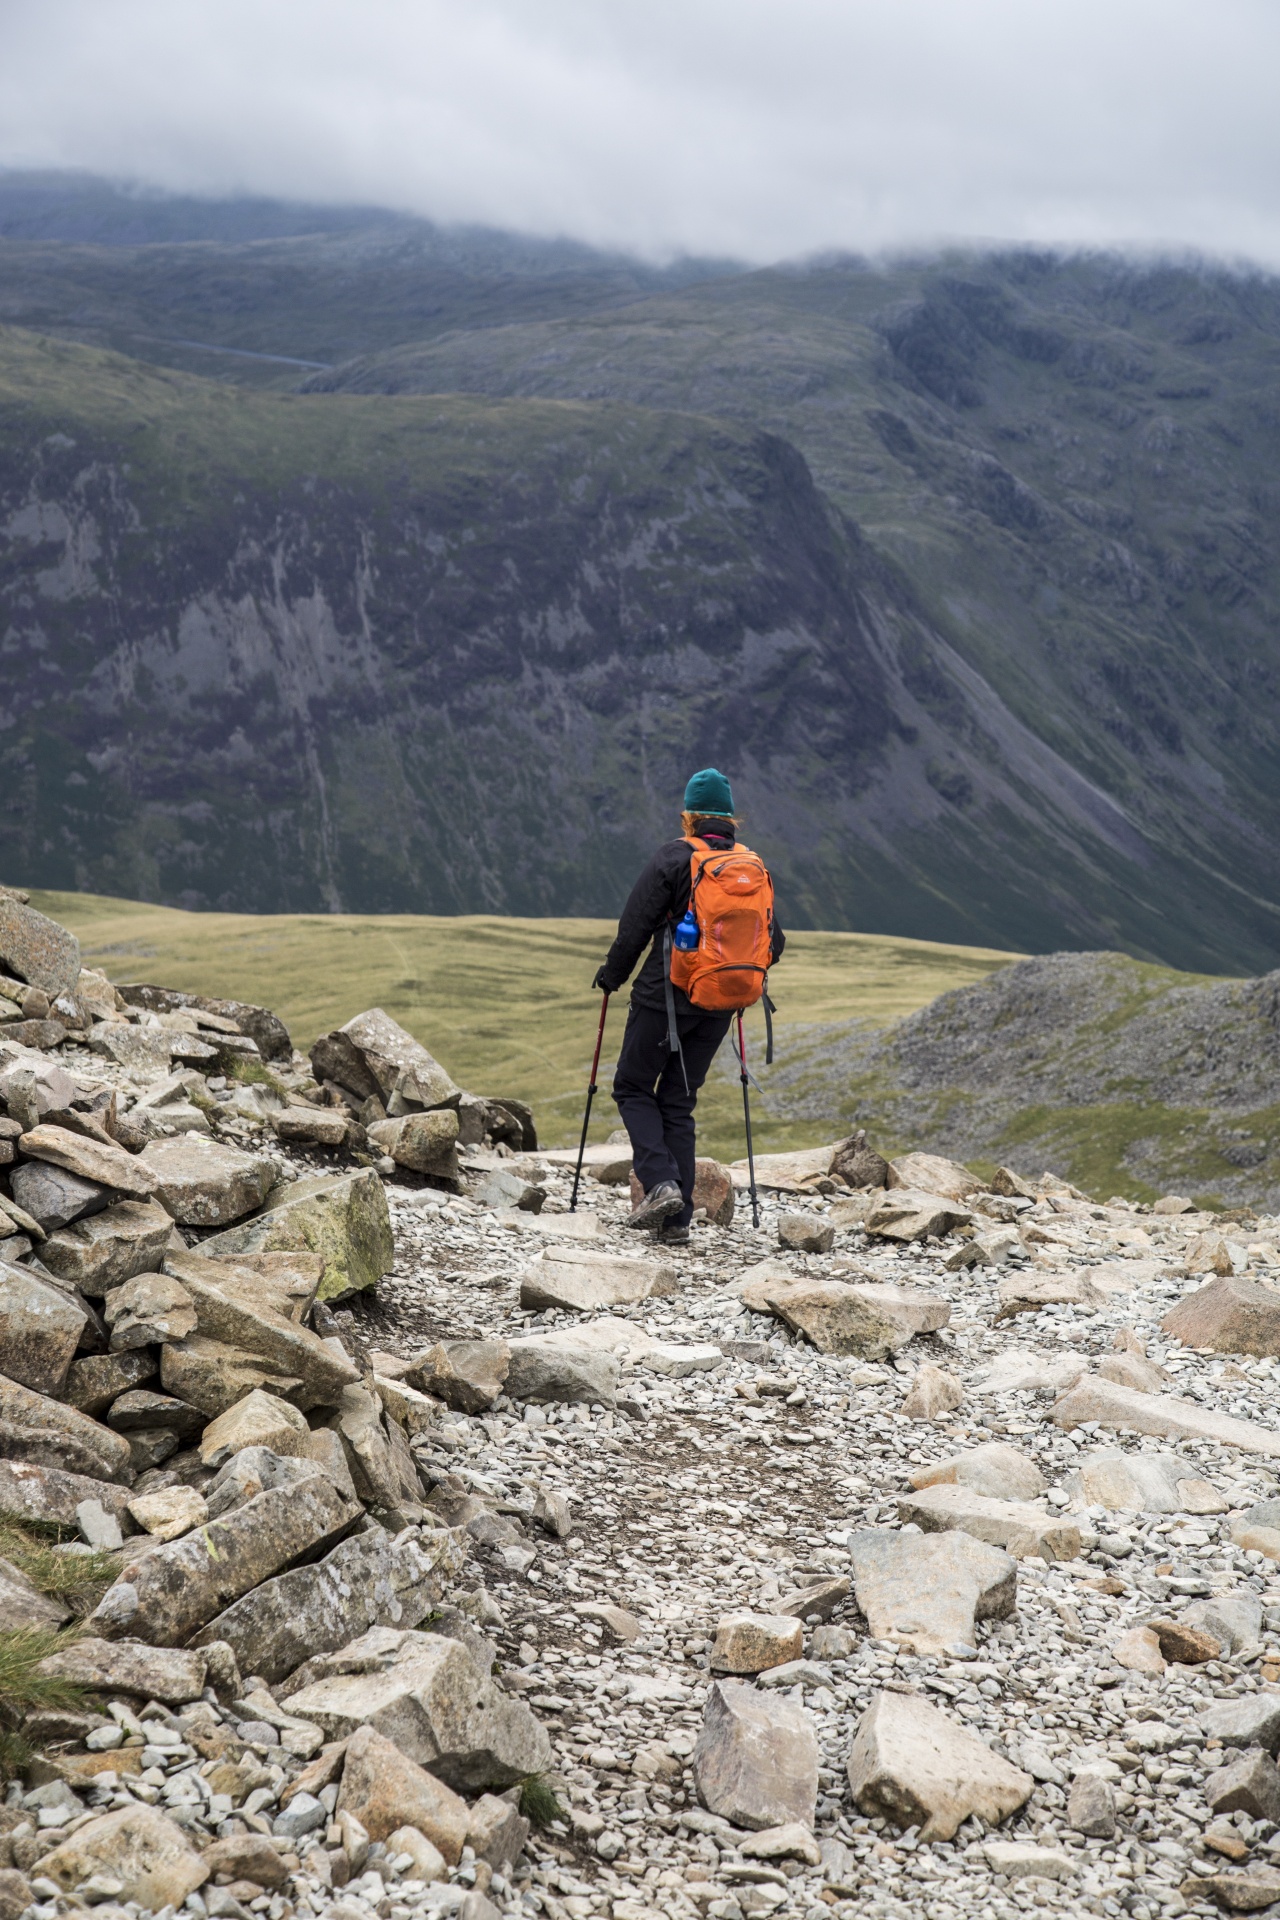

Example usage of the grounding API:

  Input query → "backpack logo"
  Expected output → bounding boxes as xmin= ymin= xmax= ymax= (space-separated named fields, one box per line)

xmin=668 ymin=837 xmax=775 ymax=1012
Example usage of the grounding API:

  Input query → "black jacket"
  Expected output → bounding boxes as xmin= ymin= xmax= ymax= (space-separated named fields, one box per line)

xmin=600 ymin=833 xmax=785 ymax=1013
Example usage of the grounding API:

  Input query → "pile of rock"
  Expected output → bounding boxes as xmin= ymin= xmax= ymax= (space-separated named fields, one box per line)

xmin=0 ymin=891 xmax=580 ymax=1920
xmin=12 ymin=887 xmax=1280 ymax=1920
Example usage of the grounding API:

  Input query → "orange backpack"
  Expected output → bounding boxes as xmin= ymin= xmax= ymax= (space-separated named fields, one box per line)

xmin=668 ymin=836 xmax=775 ymax=1012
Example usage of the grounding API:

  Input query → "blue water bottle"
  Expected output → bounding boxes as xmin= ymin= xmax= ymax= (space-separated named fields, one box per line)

xmin=673 ymin=906 xmax=699 ymax=952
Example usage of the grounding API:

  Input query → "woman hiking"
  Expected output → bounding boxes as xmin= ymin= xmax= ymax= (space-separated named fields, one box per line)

xmin=592 ymin=768 xmax=784 ymax=1244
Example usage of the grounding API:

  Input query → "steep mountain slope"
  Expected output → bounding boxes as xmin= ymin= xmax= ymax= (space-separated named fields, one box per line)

xmin=305 ymin=255 xmax=1280 ymax=972
xmin=2 ymin=324 xmax=1233 ymax=954
xmin=2 ymin=182 xmax=1280 ymax=969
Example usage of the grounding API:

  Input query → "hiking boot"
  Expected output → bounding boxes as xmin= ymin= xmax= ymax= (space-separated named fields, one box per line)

xmin=626 ymin=1180 xmax=683 ymax=1230
xmin=658 ymin=1221 xmax=691 ymax=1247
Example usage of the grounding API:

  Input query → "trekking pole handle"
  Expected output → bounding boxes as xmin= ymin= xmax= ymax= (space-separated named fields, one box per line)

xmin=587 ymin=991 xmax=610 ymax=1093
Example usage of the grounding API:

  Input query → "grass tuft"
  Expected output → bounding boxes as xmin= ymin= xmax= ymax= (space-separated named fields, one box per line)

xmin=226 ymin=1056 xmax=291 ymax=1096
xmin=0 ymin=1513 xmax=119 ymax=1616
xmin=0 ymin=1626 xmax=90 ymax=1779
xmin=518 ymin=1773 xmax=565 ymax=1829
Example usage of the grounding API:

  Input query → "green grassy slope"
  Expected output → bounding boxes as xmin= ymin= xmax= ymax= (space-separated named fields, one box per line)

xmin=33 ymin=889 xmax=1014 ymax=1158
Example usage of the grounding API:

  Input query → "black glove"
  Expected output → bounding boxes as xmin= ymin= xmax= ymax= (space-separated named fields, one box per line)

xmin=593 ymin=966 xmax=614 ymax=992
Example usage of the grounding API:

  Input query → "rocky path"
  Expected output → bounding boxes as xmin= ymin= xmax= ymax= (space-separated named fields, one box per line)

xmin=340 ymin=1157 xmax=1280 ymax=1920
xmin=6 ymin=888 xmax=1280 ymax=1920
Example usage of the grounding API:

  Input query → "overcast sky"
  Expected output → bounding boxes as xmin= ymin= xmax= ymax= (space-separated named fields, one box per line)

xmin=3 ymin=0 xmax=1278 ymax=265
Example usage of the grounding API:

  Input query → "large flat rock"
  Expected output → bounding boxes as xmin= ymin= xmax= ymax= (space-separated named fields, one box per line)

xmin=1052 ymin=1375 xmax=1280 ymax=1455
xmin=39 ymin=1637 xmax=208 ymax=1703
xmin=17 ymin=1122 xmax=157 ymax=1198
xmin=9 ymin=1160 xmax=109 ymax=1230
xmin=847 ymin=1691 xmax=1034 ymax=1840
xmin=284 ymin=1628 xmax=551 ymax=1791
xmin=848 ymin=1529 xmax=1016 ymax=1656
xmin=728 ymin=1144 xmax=838 ymax=1192
xmin=407 ymin=1339 xmax=510 ymax=1414
xmin=692 ymin=1679 xmax=819 ymax=1830
xmin=193 ymin=1524 xmax=467 ymax=1682
xmin=89 ymin=1473 xmax=362 ymax=1644
xmin=532 ymin=1315 xmax=721 ymax=1377
xmin=1162 ymin=1275 xmax=1280 ymax=1356
xmin=1066 ymin=1448 xmax=1213 ymax=1514
xmin=338 ymin=1724 xmax=470 ymax=1861
xmin=35 ymin=1806 xmax=207 ymax=1910
xmin=756 ymin=1277 xmax=949 ymax=1358
xmin=337 ymin=1008 xmax=460 ymax=1109
xmin=898 ymin=1484 xmax=1081 ymax=1562
xmin=0 ymin=1458 xmax=133 ymax=1528
xmin=0 ymin=896 xmax=80 ymax=998
xmin=199 ymin=1168 xmax=393 ymax=1300
xmin=0 ymin=1373 xmax=134 ymax=1482
xmin=865 ymin=1188 xmax=973 ymax=1242
xmin=504 ymin=1336 xmax=620 ymax=1406
xmin=518 ymin=1245 xmax=677 ymax=1312
xmin=887 ymin=1153 xmax=981 ymax=1200
xmin=909 ymin=1442 xmax=1046 ymax=1502
xmin=139 ymin=1134 xmax=276 ymax=1226
xmin=39 ymin=1198 xmax=174 ymax=1296
xmin=161 ymin=1249 xmax=361 ymax=1411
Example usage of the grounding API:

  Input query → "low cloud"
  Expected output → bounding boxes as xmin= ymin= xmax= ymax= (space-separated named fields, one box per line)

xmin=3 ymin=0 xmax=1278 ymax=264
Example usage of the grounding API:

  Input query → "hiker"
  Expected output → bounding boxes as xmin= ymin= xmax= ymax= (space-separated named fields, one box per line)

xmin=592 ymin=768 xmax=784 ymax=1244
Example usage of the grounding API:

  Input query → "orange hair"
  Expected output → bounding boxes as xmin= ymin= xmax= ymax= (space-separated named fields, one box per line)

xmin=681 ymin=810 xmax=739 ymax=838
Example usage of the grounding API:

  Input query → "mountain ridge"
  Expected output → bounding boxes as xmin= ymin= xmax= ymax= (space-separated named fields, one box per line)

xmin=1 ymin=179 xmax=1279 ymax=968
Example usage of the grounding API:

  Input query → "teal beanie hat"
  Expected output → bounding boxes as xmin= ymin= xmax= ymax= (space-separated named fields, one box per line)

xmin=684 ymin=767 xmax=735 ymax=816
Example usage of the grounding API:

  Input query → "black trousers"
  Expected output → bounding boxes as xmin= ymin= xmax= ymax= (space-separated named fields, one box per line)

xmin=612 ymin=1001 xmax=733 ymax=1227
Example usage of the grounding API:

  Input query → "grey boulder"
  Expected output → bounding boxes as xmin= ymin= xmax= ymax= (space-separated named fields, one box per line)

xmin=9 ymin=1160 xmax=109 ymax=1231
xmin=39 ymin=1199 xmax=176 ymax=1297
xmin=89 ymin=1473 xmax=362 ymax=1644
xmin=0 ymin=1262 xmax=86 ymax=1395
xmin=284 ymin=1627 xmax=551 ymax=1791
xmin=194 ymin=1524 xmax=468 ymax=1683
xmin=692 ymin=1679 xmax=819 ymax=1831
xmin=0 ymin=895 xmax=81 ymax=997
xmin=848 ymin=1690 xmax=1033 ymax=1840
xmin=504 ymin=1337 xmax=619 ymax=1406
xmin=847 ymin=1528 xmax=1016 ymax=1656
xmin=0 ymin=1374 xmax=134 ymax=1482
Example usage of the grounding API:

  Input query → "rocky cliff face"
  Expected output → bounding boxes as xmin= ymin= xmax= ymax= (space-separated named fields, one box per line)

xmin=4 ymin=190 xmax=1280 ymax=968
xmin=1 ymin=330 xmax=1196 ymax=961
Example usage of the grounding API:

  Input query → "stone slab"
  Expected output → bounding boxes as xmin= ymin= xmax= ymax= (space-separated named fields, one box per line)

xmin=898 ymin=1484 xmax=1081 ymax=1562
xmin=848 ymin=1529 xmax=1016 ymax=1656
xmin=692 ymin=1679 xmax=819 ymax=1831
xmin=88 ymin=1474 xmax=362 ymax=1644
xmin=199 ymin=1168 xmax=394 ymax=1300
xmin=1052 ymin=1375 xmax=1280 ymax=1456
xmin=847 ymin=1690 xmax=1033 ymax=1840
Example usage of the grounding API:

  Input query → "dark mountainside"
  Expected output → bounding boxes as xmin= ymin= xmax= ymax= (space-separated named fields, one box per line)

xmin=2 ymin=174 xmax=1280 ymax=970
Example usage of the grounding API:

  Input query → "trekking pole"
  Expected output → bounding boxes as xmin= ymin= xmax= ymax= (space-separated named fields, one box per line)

xmin=569 ymin=993 xmax=610 ymax=1213
xmin=737 ymin=1011 xmax=760 ymax=1229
